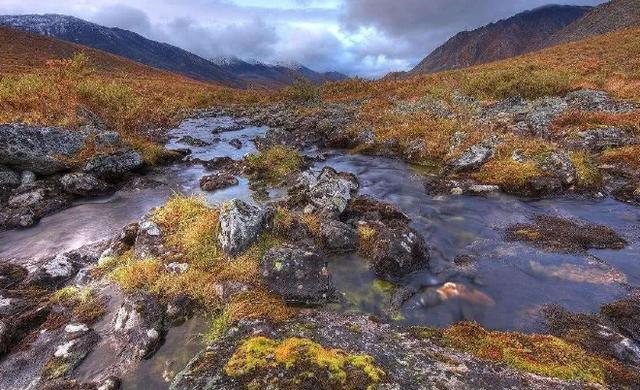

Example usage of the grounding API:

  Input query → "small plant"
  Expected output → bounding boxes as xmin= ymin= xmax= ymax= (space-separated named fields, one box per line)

xmin=245 ymin=146 xmax=304 ymax=185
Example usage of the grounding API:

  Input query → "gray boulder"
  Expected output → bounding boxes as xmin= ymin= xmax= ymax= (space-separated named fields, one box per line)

xmin=218 ymin=199 xmax=267 ymax=257
xmin=134 ymin=216 xmax=165 ymax=259
xmin=261 ymin=244 xmax=333 ymax=304
xmin=112 ymin=292 xmax=166 ymax=361
xmin=447 ymin=137 xmax=498 ymax=172
xmin=302 ymin=167 xmax=359 ymax=216
xmin=84 ymin=150 xmax=144 ymax=180
xmin=540 ymin=151 xmax=577 ymax=186
xmin=0 ymin=166 xmax=20 ymax=188
xmin=0 ymin=124 xmax=122 ymax=175
xmin=25 ymin=253 xmax=77 ymax=289
xmin=59 ymin=173 xmax=108 ymax=196
xmin=318 ymin=220 xmax=358 ymax=253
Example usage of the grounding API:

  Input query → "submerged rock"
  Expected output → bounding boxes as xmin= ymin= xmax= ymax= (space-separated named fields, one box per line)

xmin=261 ymin=243 xmax=334 ymax=304
xmin=218 ymin=199 xmax=268 ymax=257
xmin=358 ymin=219 xmax=429 ymax=280
xmin=177 ymin=135 xmax=211 ymax=147
xmin=199 ymin=173 xmax=239 ymax=192
xmin=228 ymin=138 xmax=242 ymax=149
xmin=507 ymin=215 xmax=627 ymax=252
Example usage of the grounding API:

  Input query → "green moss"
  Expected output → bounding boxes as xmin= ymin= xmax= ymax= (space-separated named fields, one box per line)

xmin=224 ymin=337 xmax=384 ymax=389
xmin=245 ymin=146 xmax=304 ymax=185
xmin=42 ymin=357 xmax=72 ymax=380
xmin=441 ymin=322 xmax=615 ymax=385
xmin=49 ymin=286 xmax=105 ymax=324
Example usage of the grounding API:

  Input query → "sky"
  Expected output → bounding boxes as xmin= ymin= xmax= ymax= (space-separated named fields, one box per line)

xmin=0 ymin=0 xmax=606 ymax=77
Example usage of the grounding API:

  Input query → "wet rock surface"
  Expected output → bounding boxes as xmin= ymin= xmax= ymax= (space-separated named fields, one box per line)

xmin=199 ymin=172 xmax=239 ymax=192
xmin=506 ymin=214 xmax=627 ymax=253
xmin=261 ymin=244 xmax=334 ymax=304
xmin=218 ymin=199 xmax=268 ymax=256
xmin=170 ymin=311 xmax=581 ymax=390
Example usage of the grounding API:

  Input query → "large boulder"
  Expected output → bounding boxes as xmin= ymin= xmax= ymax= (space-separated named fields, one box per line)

xmin=261 ymin=244 xmax=334 ymax=304
xmin=59 ymin=173 xmax=109 ymax=196
xmin=112 ymin=292 xmax=166 ymax=361
xmin=0 ymin=124 xmax=121 ymax=175
xmin=84 ymin=150 xmax=144 ymax=180
xmin=447 ymin=137 xmax=498 ymax=172
xmin=218 ymin=199 xmax=268 ymax=257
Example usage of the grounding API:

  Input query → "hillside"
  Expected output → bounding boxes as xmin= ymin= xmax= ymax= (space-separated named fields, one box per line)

xmin=0 ymin=14 xmax=246 ymax=88
xmin=410 ymin=5 xmax=591 ymax=74
xmin=547 ymin=0 xmax=640 ymax=47
xmin=0 ymin=26 xmax=252 ymax=157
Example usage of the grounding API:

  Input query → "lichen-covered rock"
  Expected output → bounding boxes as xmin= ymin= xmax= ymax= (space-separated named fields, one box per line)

xmin=133 ymin=215 xmax=165 ymax=259
xmin=84 ymin=150 xmax=144 ymax=180
xmin=0 ymin=124 xmax=89 ymax=175
xmin=569 ymin=127 xmax=636 ymax=151
xmin=296 ymin=167 xmax=359 ymax=217
xmin=317 ymin=220 xmax=358 ymax=254
xmin=112 ymin=292 xmax=166 ymax=361
xmin=358 ymin=220 xmax=429 ymax=280
xmin=447 ymin=137 xmax=498 ymax=172
xmin=199 ymin=173 xmax=239 ymax=192
xmin=170 ymin=311 xmax=583 ymax=390
xmin=218 ymin=199 xmax=268 ymax=257
xmin=25 ymin=253 xmax=78 ymax=289
xmin=261 ymin=244 xmax=334 ymax=304
xmin=59 ymin=173 xmax=109 ymax=196
xmin=540 ymin=151 xmax=577 ymax=186
xmin=41 ymin=329 xmax=99 ymax=381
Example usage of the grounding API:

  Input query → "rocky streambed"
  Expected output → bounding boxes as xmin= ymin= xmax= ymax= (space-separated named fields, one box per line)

xmin=1 ymin=112 xmax=640 ymax=389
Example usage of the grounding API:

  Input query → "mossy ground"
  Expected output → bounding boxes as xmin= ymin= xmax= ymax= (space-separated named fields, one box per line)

xmin=245 ymin=146 xmax=304 ymax=185
xmin=412 ymin=322 xmax=637 ymax=386
xmin=47 ymin=286 xmax=105 ymax=326
xmin=224 ymin=336 xmax=384 ymax=389
xmin=105 ymin=195 xmax=295 ymax=341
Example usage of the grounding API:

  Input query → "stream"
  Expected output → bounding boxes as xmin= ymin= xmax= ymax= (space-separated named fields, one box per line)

xmin=1 ymin=114 xmax=639 ymax=388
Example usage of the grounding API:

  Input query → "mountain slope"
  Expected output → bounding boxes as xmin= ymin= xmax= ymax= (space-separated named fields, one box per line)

xmin=547 ymin=0 xmax=640 ymax=47
xmin=410 ymin=5 xmax=591 ymax=75
xmin=0 ymin=14 xmax=245 ymax=88
xmin=211 ymin=56 xmax=348 ymax=88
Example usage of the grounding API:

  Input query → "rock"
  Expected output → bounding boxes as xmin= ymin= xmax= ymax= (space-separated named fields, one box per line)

xmin=507 ymin=215 xmax=627 ymax=253
xmin=523 ymin=176 xmax=564 ymax=197
xmin=102 ymin=222 xmax=139 ymax=258
xmin=303 ymin=167 xmax=359 ymax=217
xmin=261 ymin=244 xmax=334 ymax=304
xmin=8 ymin=188 xmax=45 ymax=208
xmin=342 ymin=196 xmax=408 ymax=223
xmin=25 ymin=253 xmax=77 ymax=289
xmin=468 ymin=184 xmax=500 ymax=194
xmin=540 ymin=151 xmax=577 ymax=186
xmin=203 ymin=156 xmax=234 ymax=171
xmin=84 ymin=150 xmax=144 ymax=180
xmin=199 ymin=173 xmax=239 ymax=192
xmin=228 ymin=138 xmax=242 ymax=149
xmin=59 ymin=173 xmax=109 ymax=196
xmin=0 ymin=165 xmax=20 ymax=188
xmin=113 ymin=292 xmax=166 ymax=361
xmin=317 ymin=220 xmax=358 ymax=254
xmin=177 ymin=136 xmax=211 ymax=147
xmin=566 ymin=89 xmax=637 ymax=113
xmin=570 ymin=127 xmax=636 ymax=151
xmin=525 ymin=97 xmax=568 ymax=136
xmin=447 ymin=137 xmax=498 ymax=172
xmin=0 ymin=124 xmax=88 ymax=174
xmin=359 ymin=220 xmax=429 ymax=280
xmin=171 ymin=311 xmax=583 ymax=390
xmin=218 ymin=199 xmax=268 ymax=257
xmin=134 ymin=216 xmax=165 ymax=259
xmin=42 ymin=329 xmax=99 ymax=381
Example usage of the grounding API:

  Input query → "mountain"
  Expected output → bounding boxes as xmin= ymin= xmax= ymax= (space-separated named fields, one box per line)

xmin=0 ymin=14 xmax=245 ymax=87
xmin=0 ymin=14 xmax=347 ymax=89
xmin=211 ymin=56 xmax=348 ymax=88
xmin=546 ymin=0 xmax=640 ymax=47
xmin=410 ymin=5 xmax=591 ymax=75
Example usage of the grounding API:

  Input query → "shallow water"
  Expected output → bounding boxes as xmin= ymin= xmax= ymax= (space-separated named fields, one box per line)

xmin=2 ymin=115 xmax=639 ymax=388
